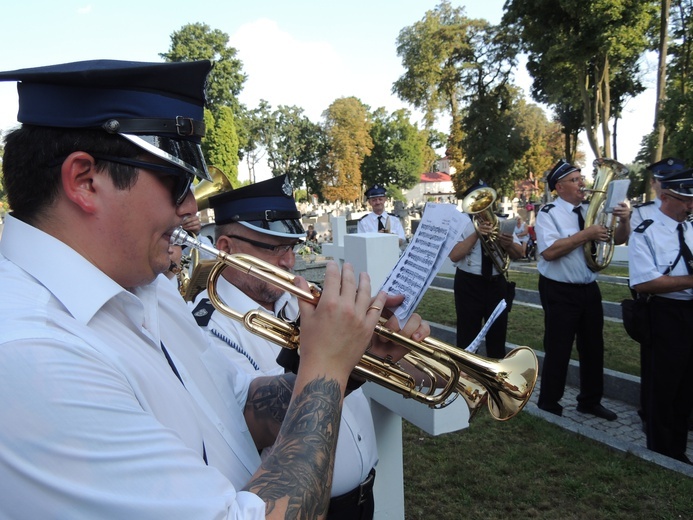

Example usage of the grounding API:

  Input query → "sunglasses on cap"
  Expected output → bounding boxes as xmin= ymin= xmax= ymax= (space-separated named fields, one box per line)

xmin=90 ymin=153 xmax=193 ymax=206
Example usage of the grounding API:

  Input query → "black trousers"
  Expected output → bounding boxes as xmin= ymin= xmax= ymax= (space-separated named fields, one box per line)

xmin=454 ymin=269 xmax=509 ymax=359
xmin=327 ymin=468 xmax=375 ymax=520
xmin=646 ymin=297 xmax=693 ymax=461
xmin=537 ymin=276 xmax=604 ymax=409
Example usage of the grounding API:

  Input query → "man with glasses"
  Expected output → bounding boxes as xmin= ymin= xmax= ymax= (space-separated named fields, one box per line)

xmin=628 ymin=169 xmax=693 ymax=464
xmin=534 ymin=159 xmax=630 ymax=420
xmin=0 ymin=60 xmax=426 ymax=518
xmin=191 ymin=175 xmax=380 ymax=519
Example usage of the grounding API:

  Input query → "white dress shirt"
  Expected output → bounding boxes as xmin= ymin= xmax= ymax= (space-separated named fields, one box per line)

xmin=357 ymin=211 xmax=406 ymax=240
xmin=451 ymin=214 xmax=520 ymax=275
xmin=630 ymin=198 xmax=661 ymax=230
xmin=628 ymin=209 xmax=693 ymax=300
xmin=194 ymin=276 xmax=379 ymax=496
xmin=536 ymin=197 xmax=598 ymax=284
xmin=0 ymin=214 xmax=266 ymax=519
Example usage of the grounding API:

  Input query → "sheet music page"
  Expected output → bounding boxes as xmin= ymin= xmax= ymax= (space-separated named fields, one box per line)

xmin=604 ymin=179 xmax=631 ymax=213
xmin=379 ymin=202 xmax=465 ymax=328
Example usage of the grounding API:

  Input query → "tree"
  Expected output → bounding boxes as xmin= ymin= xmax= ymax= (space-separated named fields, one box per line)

xmin=238 ymin=100 xmax=273 ymax=184
xmin=503 ymin=0 xmax=655 ymax=159
xmin=202 ymin=107 xmax=240 ymax=186
xmin=361 ymin=108 xmax=427 ymax=191
xmin=160 ymin=23 xmax=246 ymax=114
xmin=317 ymin=97 xmax=373 ymax=202
xmin=161 ymin=23 xmax=247 ymax=185
xmin=264 ymin=105 xmax=326 ymax=198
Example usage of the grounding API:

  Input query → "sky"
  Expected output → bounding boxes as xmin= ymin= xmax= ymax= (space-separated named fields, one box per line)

xmin=0 ymin=1 xmax=658 ymax=182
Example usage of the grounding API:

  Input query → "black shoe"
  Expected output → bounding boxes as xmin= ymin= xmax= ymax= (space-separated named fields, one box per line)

xmin=538 ymin=403 xmax=563 ymax=417
xmin=576 ymin=404 xmax=617 ymax=421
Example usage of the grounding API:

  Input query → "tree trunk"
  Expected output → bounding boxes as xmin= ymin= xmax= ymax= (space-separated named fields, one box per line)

xmin=651 ymin=0 xmax=671 ymax=201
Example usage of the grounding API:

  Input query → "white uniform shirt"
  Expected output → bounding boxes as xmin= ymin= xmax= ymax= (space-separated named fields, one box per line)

xmin=536 ymin=197 xmax=598 ymax=284
xmin=630 ymin=198 xmax=661 ymax=230
xmin=194 ymin=276 xmax=379 ymax=496
xmin=628 ymin=209 xmax=693 ymax=300
xmin=357 ymin=211 xmax=406 ymax=241
xmin=451 ymin=214 xmax=519 ymax=276
xmin=0 ymin=215 xmax=265 ymax=519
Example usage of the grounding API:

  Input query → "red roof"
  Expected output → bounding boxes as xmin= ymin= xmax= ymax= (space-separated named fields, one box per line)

xmin=420 ymin=171 xmax=451 ymax=182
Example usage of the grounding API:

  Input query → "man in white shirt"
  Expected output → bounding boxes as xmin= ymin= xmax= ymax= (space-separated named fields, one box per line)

xmin=191 ymin=175 xmax=379 ymax=519
xmin=0 ymin=59 xmax=426 ymax=519
xmin=357 ymin=184 xmax=406 ymax=245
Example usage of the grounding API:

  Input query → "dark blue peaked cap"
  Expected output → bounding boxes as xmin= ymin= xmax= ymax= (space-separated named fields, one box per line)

xmin=547 ymin=159 xmax=580 ymax=191
xmin=0 ymin=59 xmax=213 ymax=181
xmin=647 ymin=157 xmax=687 ymax=179
xmin=660 ymin=168 xmax=693 ymax=197
xmin=209 ymin=174 xmax=305 ymax=238
xmin=365 ymin=184 xmax=387 ymax=199
xmin=461 ymin=179 xmax=491 ymax=199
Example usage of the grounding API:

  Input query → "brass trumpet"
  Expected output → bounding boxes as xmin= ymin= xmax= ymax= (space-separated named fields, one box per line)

xmin=171 ymin=229 xmax=538 ymax=420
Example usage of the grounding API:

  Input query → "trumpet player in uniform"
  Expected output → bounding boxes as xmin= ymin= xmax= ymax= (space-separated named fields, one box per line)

xmin=535 ymin=160 xmax=630 ymax=420
xmin=357 ymin=184 xmax=406 ymax=246
xmin=449 ymin=180 xmax=523 ymax=359
xmin=191 ymin=175 xmax=383 ymax=519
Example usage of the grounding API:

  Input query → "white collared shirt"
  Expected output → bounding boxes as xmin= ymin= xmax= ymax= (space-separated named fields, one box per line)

xmin=629 ymin=209 xmax=693 ymax=300
xmin=357 ymin=211 xmax=406 ymax=240
xmin=536 ymin=197 xmax=598 ymax=284
xmin=194 ymin=276 xmax=379 ymax=496
xmin=0 ymin=215 xmax=265 ymax=519
xmin=451 ymin=214 xmax=520 ymax=276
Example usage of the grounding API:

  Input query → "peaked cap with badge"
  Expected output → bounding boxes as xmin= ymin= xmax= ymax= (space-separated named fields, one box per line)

xmin=647 ymin=157 xmax=687 ymax=180
xmin=546 ymin=159 xmax=581 ymax=191
xmin=365 ymin=184 xmax=387 ymax=199
xmin=0 ymin=59 xmax=213 ymax=182
xmin=209 ymin=174 xmax=305 ymax=238
xmin=660 ymin=167 xmax=693 ymax=197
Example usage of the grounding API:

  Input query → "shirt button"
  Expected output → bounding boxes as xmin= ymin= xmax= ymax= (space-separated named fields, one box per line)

xmin=358 ymin=434 xmax=362 ymax=441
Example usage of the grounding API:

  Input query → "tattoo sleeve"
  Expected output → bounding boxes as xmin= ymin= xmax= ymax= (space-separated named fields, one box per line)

xmin=243 ymin=376 xmax=343 ymax=519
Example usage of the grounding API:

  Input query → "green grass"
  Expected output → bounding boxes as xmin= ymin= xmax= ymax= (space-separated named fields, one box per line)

xmin=403 ymin=413 xmax=693 ymax=520
xmin=400 ymin=265 xmax=693 ymax=519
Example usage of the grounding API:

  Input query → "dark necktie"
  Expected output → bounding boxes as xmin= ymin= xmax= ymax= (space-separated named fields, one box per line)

xmin=161 ymin=342 xmax=208 ymax=464
xmin=677 ymin=223 xmax=693 ymax=274
xmin=573 ymin=207 xmax=585 ymax=230
xmin=377 ymin=215 xmax=384 ymax=231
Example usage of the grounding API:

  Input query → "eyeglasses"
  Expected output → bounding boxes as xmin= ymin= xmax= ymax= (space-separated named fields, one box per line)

xmin=559 ymin=176 xmax=586 ymax=185
xmin=226 ymin=235 xmax=301 ymax=256
xmin=90 ymin=153 xmax=193 ymax=206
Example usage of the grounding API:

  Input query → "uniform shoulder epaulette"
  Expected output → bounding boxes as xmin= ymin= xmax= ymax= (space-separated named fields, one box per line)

xmin=192 ymin=298 xmax=216 ymax=326
xmin=634 ymin=219 xmax=654 ymax=233
xmin=540 ymin=204 xmax=555 ymax=213
xmin=359 ymin=214 xmax=369 ymax=221
xmin=387 ymin=212 xmax=398 ymax=217
xmin=633 ymin=201 xmax=655 ymax=209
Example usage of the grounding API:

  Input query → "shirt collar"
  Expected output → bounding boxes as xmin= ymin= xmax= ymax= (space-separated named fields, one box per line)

xmin=0 ymin=214 xmax=134 ymax=324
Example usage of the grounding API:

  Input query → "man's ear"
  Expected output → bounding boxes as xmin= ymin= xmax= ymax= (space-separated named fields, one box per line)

xmin=216 ymin=234 xmax=233 ymax=254
xmin=60 ymin=152 xmax=100 ymax=214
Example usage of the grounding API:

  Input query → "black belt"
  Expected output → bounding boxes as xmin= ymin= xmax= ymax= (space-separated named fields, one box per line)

xmin=328 ymin=468 xmax=376 ymax=511
xmin=457 ymin=269 xmax=505 ymax=282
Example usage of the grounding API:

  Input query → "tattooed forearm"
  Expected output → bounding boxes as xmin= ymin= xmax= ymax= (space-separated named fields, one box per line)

xmin=246 ymin=374 xmax=295 ymax=425
xmin=244 ymin=376 xmax=343 ymax=519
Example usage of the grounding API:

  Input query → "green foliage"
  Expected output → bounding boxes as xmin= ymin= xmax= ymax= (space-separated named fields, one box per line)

xmin=160 ymin=23 xmax=246 ymax=114
xmin=318 ymin=97 xmax=373 ymax=202
xmin=361 ymin=108 xmax=426 ymax=192
xmin=202 ymin=107 xmax=240 ymax=187
xmin=503 ymin=0 xmax=655 ymax=159
xmin=263 ymin=105 xmax=326 ymax=198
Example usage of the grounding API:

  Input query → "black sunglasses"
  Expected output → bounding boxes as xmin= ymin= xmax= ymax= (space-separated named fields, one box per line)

xmin=226 ymin=234 xmax=301 ymax=256
xmin=90 ymin=153 xmax=193 ymax=206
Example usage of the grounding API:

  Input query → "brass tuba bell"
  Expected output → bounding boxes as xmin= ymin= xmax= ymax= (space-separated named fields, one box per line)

xmin=178 ymin=166 xmax=234 ymax=301
xmin=461 ymin=185 xmax=511 ymax=275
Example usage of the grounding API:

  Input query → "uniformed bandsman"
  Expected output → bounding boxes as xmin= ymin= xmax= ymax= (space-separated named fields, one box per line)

xmin=357 ymin=184 xmax=406 ymax=245
xmin=628 ymin=167 xmax=693 ymax=465
xmin=535 ymin=159 xmax=630 ymax=420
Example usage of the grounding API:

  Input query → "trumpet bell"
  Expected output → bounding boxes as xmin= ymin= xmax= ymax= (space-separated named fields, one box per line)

xmin=194 ymin=165 xmax=233 ymax=211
